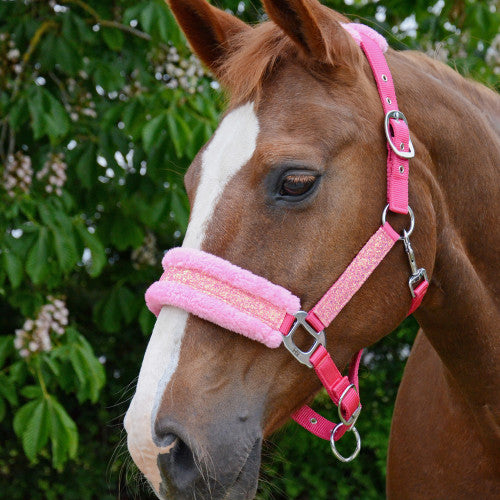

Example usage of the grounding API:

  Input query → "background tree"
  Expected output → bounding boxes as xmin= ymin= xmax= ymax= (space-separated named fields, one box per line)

xmin=0 ymin=0 xmax=497 ymax=498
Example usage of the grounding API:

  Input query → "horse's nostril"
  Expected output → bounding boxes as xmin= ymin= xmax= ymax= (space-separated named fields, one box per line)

xmin=157 ymin=435 xmax=199 ymax=491
xmin=156 ymin=432 xmax=177 ymax=449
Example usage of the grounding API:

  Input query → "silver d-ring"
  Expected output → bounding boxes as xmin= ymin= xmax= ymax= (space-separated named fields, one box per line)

xmin=381 ymin=204 xmax=415 ymax=239
xmin=330 ymin=423 xmax=361 ymax=463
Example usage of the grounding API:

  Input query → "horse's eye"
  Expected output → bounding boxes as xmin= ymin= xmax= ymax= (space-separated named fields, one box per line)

xmin=280 ymin=174 xmax=317 ymax=197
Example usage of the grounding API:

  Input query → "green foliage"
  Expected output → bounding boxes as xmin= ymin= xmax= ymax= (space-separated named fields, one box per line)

xmin=0 ymin=0 xmax=497 ymax=498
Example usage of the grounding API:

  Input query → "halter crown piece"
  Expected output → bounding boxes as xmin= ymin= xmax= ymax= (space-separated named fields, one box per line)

xmin=145 ymin=23 xmax=429 ymax=463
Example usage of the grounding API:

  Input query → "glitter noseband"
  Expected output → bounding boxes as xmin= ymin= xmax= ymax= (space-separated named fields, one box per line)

xmin=145 ymin=24 xmax=429 ymax=463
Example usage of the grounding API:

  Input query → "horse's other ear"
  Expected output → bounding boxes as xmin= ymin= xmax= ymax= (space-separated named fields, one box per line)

xmin=166 ymin=0 xmax=250 ymax=76
xmin=262 ymin=0 xmax=358 ymax=66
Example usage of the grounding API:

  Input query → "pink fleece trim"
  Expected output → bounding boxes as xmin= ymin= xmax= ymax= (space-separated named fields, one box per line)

xmin=145 ymin=248 xmax=301 ymax=348
xmin=341 ymin=22 xmax=388 ymax=53
xmin=161 ymin=248 xmax=300 ymax=312
xmin=146 ymin=281 xmax=284 ymax=348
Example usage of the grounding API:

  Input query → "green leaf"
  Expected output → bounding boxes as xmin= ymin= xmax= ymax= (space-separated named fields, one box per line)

xmin=20 ymin=385 xmax=43 ymax=399
xmin=13 ymin=398 xmax=40 ymax=437
xmin=171 ymin=187 xmax=189 ymax=231
xmin=52 ymin=229 xmax=78 ymax=273
xmin=93 ymin=285 xmax=138 ymax=333
xmin=3 ymin=251 xmax=24 ymax=289
xmin=28 ymin=88 xmax=47 ymax=139
xmin=93 ymin=290 xmax=121 ymax=333
xmin=73 ymin=333 xmax=105 ymax=402
xmin=0 ymin=336 xmax=14 ymax=368
xmin=48 ymin=396 xmax=78 ymax=470
xmin=110 ymin=217 xmax=144 ymax=251
xmin=167 ymin=112 xmax=191 ymax=158
xmin=139 ymin=303 xmax=156 ymax=336
xmin=75 ymin=143 xmax=97 ymax=189
xmin=123 ymin=2 xmax=146 ymax=24
xmin=102 ymin=27 xmax=124 ymax=51
xmin=38 ymin=201 xmax=78 ymax=273
xmin=8 ymin=96 xmax=29 ymax=130
xmin=0 ymin=397 xmax=5 ymax=423
xmin=93 ymin=62 xmax=125 ymax=92
xmin=54 ymin=38 xmax=81 ymax=74
xmin=45 ymin=94 xmax=70 ymax=140
xmin=21 ymin=397 xmax=50 ymax=462
xmin=26 ymin=227 xmax=50 ymax=284
xmin=75 ymin=223 xmax=107 ymax=277
xmin=43 ymin=356 xmax=61 ymax=378
xmin=157 ymin=6 xmax=181 ymax=45
xmin=140 ymin=3 xmax=157 ymax=34
xmin=142 ymin=113 xmax=166 ymax=152
xmin=117 ymin=286 xmax=139 ymax=324
xmin=9 ymin=360 xmax=28 ymax=385
xmin=0 ymin=373 xmax=18 ymax=406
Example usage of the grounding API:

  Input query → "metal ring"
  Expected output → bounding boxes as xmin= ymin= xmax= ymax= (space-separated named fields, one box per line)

xmin=330 ymin=424 xmax=361 ymax=463
xmin=337 ymin=384 xmax=361 ymax=427
xmin=381 ymin=204 xmax=415 ymax=239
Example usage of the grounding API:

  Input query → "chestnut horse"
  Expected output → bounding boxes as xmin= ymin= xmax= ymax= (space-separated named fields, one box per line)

xmin=124 ymin=0 xmax=500 ymax=498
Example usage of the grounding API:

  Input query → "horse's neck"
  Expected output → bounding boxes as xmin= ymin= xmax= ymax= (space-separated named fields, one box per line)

xmin=397 ymin=52 xmax=500 ymax=429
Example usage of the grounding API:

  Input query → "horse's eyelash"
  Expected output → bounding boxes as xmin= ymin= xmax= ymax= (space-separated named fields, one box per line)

xmin=283 ymin=174 xmax=316 ymax=184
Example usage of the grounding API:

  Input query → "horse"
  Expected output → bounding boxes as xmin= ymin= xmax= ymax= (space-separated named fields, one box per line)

xmin=124 ymin=0 xmax=500 ymax=498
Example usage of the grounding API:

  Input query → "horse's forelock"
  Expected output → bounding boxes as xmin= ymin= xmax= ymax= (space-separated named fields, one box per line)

xmin=218 ymin=16 xmax=361 ymax=104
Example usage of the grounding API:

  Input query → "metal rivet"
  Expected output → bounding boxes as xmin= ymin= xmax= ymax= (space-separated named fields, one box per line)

xmin=399 ymin=165 xmax=405 ymax=174
xmin=386 ymin=97 xmax=392 ymax=104
xmin=310 ymin=418 xmax=318 ymax=425
xmin=382 ymin=74 xmax=388 ymax=82
xmin=400 ymin=143 xmax=405 ymax=150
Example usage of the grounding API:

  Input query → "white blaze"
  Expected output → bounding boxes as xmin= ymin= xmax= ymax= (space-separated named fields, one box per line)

xmin=124 ymin=102 xmax=259 ymax=496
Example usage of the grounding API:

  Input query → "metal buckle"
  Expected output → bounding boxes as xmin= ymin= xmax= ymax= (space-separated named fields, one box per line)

xmin=384 ymin=110 xmax=415 ymax=159
xmin=381 ymin=204 xmax=415 ymax=239
xmin=337 ymin=384 xmax=361 ymax=427
xmin=330 ymin=423 xmax=361 ymax=462
xmin=282 ymin=311 xmax=326 ymax=368
xmin=402 ymin=230 xmax=428 ymax=297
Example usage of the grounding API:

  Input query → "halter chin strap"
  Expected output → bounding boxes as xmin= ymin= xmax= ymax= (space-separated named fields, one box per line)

xmin=145 ymin=24 xmax=429 ymax=463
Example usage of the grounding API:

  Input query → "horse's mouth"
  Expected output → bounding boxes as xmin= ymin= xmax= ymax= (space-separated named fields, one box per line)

xmin=223 ymin=438 xmax=262 ymax=500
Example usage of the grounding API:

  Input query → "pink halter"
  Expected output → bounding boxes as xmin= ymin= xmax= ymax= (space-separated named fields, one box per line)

xmin=145 ymin=24 xmax=429 ymax=462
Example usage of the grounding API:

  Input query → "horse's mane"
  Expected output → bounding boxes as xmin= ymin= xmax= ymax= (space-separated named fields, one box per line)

xmin=219 ymin=8 xmax=355 ymax=104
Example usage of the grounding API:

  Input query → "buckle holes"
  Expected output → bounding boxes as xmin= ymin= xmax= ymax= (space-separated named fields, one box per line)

xmin=382 ymin=74 xmax=388 ymax=82
xmin=310 ymin=418 xmax=318 ymax=425
xmin=400 ymin=143 xmax=405 ymax=150
xmin=399 ymin=165 xmax=405 ymax=174
xmin=386 ymin=97 xmax=392 ymax=104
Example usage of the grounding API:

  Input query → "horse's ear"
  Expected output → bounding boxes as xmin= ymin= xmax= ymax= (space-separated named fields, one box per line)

xmin=166 ymin=0 xmax=250 ymax=76
xmin=262 ymin=0 xmax=356 ymax=65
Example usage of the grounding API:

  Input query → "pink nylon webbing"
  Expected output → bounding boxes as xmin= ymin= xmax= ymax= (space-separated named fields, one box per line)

xmin=291 ymin=348 xmax=363 ymax=442
xmin=306 ymin=223 xmax=399 ymax=330
xmin=357 ymin=33 xmax=411 ymax=214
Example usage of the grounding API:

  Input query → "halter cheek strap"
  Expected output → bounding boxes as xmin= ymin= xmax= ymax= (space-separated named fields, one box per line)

xmin=145 ymin=23 xmax=429 ymax=463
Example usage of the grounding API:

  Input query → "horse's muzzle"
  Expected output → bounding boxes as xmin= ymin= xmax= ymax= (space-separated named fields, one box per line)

xmin=154 ymin=417 xmax=262 ymax=499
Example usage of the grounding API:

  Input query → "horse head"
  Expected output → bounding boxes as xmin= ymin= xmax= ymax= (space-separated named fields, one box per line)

xmin=125 ymin=0 xmax=436 ymax=498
